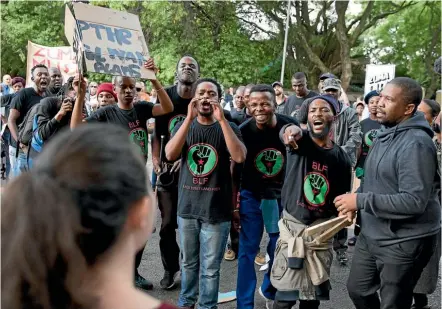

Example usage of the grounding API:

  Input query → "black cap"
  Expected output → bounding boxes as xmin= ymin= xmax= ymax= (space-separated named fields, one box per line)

xmin=364 ymin=90 xmax=380 ymax=105
xmin=319 ymin=72 xmax=337 ymax=80
xmin=308 ymin=95 xmax=340 ymax=115
xmin=272 ymin=81 xmax=283 ymax=88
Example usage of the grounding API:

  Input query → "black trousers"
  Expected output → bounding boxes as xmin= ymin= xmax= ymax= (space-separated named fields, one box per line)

xmin=333 ymin=228 xmax=348 ymax=253
xmin=135 ymin=248 xmax=144 ymax=276
xmin=157 ymin=188 xmax=180 ymax=274
xmin=273 ymin=300 xmax=320 ymax=309
xmin=347 ymin=233 xmax=437 ymax=309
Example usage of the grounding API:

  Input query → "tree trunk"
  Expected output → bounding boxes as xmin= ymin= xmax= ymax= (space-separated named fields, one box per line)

xmin=335 ymin=1 xmax=352 ymax=91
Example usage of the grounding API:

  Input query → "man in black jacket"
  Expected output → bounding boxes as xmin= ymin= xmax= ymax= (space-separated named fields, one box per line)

xmin=335 ymin=77 xmax=440 ymax=309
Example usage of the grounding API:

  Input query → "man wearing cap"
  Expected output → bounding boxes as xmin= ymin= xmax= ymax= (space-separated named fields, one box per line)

xmin=96 ymin=83 xmax=117 ymax=108
xmin=319 ymin=73 xmax=350 ymax=107
xmin=272 ymin=81 xmax=288 ymax=114
xmin=271 ymin=94 xmax=353 ymax=309
xmin=297 ymin=78 xmax=362 ymax=264
xmin=283 ymin=72 xmax=318 ymax=117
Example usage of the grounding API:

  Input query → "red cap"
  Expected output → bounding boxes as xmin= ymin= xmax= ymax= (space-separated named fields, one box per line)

xmin=97 ymin=83 xmax=117 ymax=101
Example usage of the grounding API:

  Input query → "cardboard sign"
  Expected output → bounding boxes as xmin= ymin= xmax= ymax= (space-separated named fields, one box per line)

xmin=364 ymin=64 xmax=395 ymax=95
xmin=26 ymin=41 xmax=78 ymax=85
xmin=64 ymin=3 xmax=155 ymax=79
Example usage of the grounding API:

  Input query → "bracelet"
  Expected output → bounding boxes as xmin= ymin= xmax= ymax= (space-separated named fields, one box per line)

xmin=233 ymin=209 xmax=239 ymax=213
xmin=155 ymin=87 xmax=164 ymax=92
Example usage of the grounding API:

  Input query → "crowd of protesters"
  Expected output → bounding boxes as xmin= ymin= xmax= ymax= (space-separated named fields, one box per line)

xmin=1 ymin=54 xmax=441 ymax=309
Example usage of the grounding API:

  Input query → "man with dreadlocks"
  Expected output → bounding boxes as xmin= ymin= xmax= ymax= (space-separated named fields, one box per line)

xmin=8 ymin=64 xmax=49 ymax=178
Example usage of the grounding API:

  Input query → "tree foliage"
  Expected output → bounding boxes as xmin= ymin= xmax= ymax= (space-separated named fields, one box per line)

xmin=1 ymin=0 xmax=439 ymax=94
xmin=363 ymin=1 xmax=441 ymax=98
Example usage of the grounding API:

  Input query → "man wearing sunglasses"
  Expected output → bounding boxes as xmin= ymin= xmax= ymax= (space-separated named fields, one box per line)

xmin=136 ymin=81 xmax=150 ymax=102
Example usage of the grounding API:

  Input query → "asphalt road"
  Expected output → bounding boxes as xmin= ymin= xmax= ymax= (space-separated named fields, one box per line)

xmin=139 ymin=217 xmax=441 ymax=309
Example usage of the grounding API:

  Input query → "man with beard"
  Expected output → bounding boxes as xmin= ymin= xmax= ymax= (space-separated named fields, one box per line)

xmin=336 ymin=78 xmax=440 ymax=309
xmin=271 ymin=94 xmax=352 ymax=309
xmin=272 ymin=81 xmax=287 ymax=114
xmin=231 ymin=84 xmax=253 ymax=125
xmin=282 ymin=73 xmax=318 ymax=117
xmin=297 ymin=78 xmax=362 ymax=264
xmin=233 ymin=85 xmax=298 ymax=309
xmin=152 ymin=55 xmax=205 ymax=290
xmin=8 ymin=64 xmax=49 ymax=177
xmin=165 ymin=78 xmax=246 ymax=309
xmin=46 ymin=67 xmax=63 ymax=96
xmin=71 ymin=58 xmax=173 ymax=291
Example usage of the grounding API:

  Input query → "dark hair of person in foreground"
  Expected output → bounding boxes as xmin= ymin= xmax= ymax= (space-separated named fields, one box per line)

xmin=1 ymin=124 xmax=163 ymax=309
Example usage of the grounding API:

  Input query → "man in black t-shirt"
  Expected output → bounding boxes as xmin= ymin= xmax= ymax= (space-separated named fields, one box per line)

xmin=234 ymin=85 xmax=298 ymax=309
xmin=273 ymin=95 xmax=352 ymax=309
xmin=71 ymin=58 xmax=173 ymax=291
xmin=282 ymin=72 xmax=318 ymax=117
xmin=46 ymin=67 xmax=63 ymax=96
xmin=8 ymin=64 xmax=49 ymax=178
xmin=165 ymin=78 xmax=246 ymax=309
xmin=151 ymin=55 xmax=199 ymax=290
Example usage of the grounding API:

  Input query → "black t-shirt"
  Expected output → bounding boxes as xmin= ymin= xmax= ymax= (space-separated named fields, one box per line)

xmin=173 ymin=119 xmax=243 ymax=223
xmin=86 ymin=102 xmax=153 ymax=161
xmin=10 ymin=88 xmax=45 ymax=147
xmin=240 ymin=114 xmax=299 ymax=199
xmin=356 ymin=117 xmax=381 ymax=169
xmin=283 ymin=91 xmax=318 ymax=117
xmin=282 ymin=130 xmax=352 ymax=225
xmin=154 ymin=85 xmax=233 ymax=163
xmin=230 ymin=108 xmax=252 ymax=125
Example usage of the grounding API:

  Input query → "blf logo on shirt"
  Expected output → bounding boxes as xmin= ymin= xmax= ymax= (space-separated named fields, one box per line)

xmin=303 ymin=172 xmax=329 ymax=207
xmin=255 ymin=148 xmax=284 ymax=177
xmin=187 ymin=143 xmax=218 ymax=177
xmin=129 ymin=127 xmax=148 ymax=158
xmin=364 ymin=129 xmax=379 ymax=147
xmin=169 ymin=114 xmax=186 ymax=134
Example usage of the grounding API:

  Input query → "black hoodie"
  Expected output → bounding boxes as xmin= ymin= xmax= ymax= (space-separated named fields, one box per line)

xmin=357 ymin=112 xmax=441 ymax=246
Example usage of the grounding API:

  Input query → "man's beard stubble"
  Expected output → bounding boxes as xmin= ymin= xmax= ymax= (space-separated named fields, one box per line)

xmin=307 ymin=121 xmax=332 ymax=139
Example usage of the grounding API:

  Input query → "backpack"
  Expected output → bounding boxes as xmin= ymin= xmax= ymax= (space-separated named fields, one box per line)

xmin=17 ymin=103 xmax=41 ymax=147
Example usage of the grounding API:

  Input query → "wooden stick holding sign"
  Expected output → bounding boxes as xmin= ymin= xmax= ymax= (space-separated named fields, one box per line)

xmin=64 ymin=2 xmax=155 ymax=79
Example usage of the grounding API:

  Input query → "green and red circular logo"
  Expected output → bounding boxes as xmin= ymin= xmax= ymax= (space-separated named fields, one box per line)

xmin=169 ymin=114 xmax=186 ymax=134
xmin=364 ymin=129 xmax=378 ymax=147
xmin=129 ymin=128 xmax=148 ymax=157
xmin=255 ymin=148 xmax=284 ymax=177
xmin=187 ymin=143 xmax=218 ymax=177
xmin=303 ymin=172 xmax=329 ymax=207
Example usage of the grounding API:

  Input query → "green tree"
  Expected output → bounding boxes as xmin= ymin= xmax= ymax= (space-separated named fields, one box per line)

xmin=363 ymin=1 xmax=441 ymax=98
xmin=1 ymin=1 xmax=66 ymax=77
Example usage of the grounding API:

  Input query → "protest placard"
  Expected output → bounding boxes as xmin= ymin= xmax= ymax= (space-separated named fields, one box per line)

xmin=26 ymin=41 xmax=78 ymax=85
xmin=64 ymin=3 xmax=155 ymax=80
xmin=364 ymin=64 xmax=395 ymax=95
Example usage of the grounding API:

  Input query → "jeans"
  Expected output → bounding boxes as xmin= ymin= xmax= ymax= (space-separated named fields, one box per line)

xmin=8 ymin=146 xmax=28 ymax=178
xmin=178 ymin=217 xmax=230 ymax=309
xmin=157 ymin=189 xmax=180 ymax=274
xmin=237 ymin=190 xmax=281 ymax=309
xmin=347 ymin=233 xmax=437 ymax=309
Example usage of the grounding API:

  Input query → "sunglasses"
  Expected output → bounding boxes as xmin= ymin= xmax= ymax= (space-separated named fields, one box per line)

xmin=136 ymin=88 xmax=142 ymax=92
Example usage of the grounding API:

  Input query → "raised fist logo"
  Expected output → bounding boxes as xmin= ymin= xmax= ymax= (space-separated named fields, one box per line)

xmin=192 ymin=145 xmax=211 ymax=175
xmin=255 ymin=148 xmax=283 ymax=177
xmin=260 ymin=150 xmax=278 ymax=174
xmin=365 ymin=129 xmax=379 ymax=147
xmin=303 ymin=172 xmax=329 ymax=207
xmin=169 ymin=114 xmax=186 ymax=133
xmin=129 ymin=128 xmax=148 ymax=157
xmin=187 ymin=143 xmax=218 ymax=177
